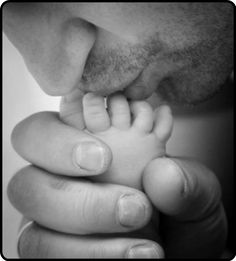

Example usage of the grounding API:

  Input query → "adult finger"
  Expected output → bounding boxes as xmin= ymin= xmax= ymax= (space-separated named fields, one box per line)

xmin=143 ymin=157 xmax=227 ymax=258
xmin=143 ymin=157 xmax=222 ymax=219
xmin=11 ymin=111 xmax=112 ymax=176
xmin=7 ymin=165 xmax=152 ymax=234
xmin=18 ymin=222 xmax=164 ymax=258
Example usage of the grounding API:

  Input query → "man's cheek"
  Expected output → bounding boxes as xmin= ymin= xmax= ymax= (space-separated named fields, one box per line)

xmin=158 ymin=49 xmax=233 ymax=105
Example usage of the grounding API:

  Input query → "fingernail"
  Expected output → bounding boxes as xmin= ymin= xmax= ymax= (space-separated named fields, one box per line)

xmin=127 ymin=244 xmax=161 ymax=258
xmin=118 ymin=194 xmax=146 ymax=228
xmin=165 ymin=158 xmax=188 ymax=197
xmin=74 ymin=141 xmax=105 ymax=171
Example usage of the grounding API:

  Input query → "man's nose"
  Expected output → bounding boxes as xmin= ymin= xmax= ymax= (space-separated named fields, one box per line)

xmin=3 ymin=3 xmax=97 ymax=96
xmin=46 ymin=18 xmax=97 ymax=95
xmin=33 ymin=18 xmax=97 ymax=96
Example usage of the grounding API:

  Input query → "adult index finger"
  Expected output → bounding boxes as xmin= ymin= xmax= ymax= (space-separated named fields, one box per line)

xmin=8 ymin=165 xmax=152 ymax=234
xmin=11 ymin=111 xmax=112 ymax=176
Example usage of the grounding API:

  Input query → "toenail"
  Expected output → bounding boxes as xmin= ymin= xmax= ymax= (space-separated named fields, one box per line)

xmin=73 ymin=141 xmax=105 ymax=171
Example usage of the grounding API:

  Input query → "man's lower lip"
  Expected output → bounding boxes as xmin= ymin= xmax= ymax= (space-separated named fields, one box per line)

xmin=79 ymin=83 xmax=152 ymax=100
xmin=80 ymin=86 xmax=125 ymax=96
xmin=79 ymin=80 xmax=129 ymax=97
xmin=79 ymin=69 xmax=150 ymax=99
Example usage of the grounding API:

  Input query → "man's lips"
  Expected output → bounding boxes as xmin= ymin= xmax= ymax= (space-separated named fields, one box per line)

xmin=80 ymin=78 xmax=156 ymax=100
xmin=79 ymin=64 xmax=160 ymax=100
xmin=78 ymin=72 xmax=143 ymax=99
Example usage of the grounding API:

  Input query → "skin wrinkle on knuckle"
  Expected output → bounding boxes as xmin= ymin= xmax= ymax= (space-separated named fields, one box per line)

xmin=8 ymin=166 xmax=58 ymax=221
xmin=79 ymin=187 xmax=125 ymax=234
xmin=76 ymin=190 xmax=97 ymax=234
xmin=89 ymin=243 xmax=108 ymax=258
xmin=48 ymin=175 xmax=99 ymax=234
xmin=80 ymin=189 xmax=105 ymax=232
xmin=47 ymin=174 xmax=86 ymax=192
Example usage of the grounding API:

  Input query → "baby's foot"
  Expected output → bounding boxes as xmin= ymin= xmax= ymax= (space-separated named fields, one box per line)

xmin=83 ymin=92 xmax=173 ymax=190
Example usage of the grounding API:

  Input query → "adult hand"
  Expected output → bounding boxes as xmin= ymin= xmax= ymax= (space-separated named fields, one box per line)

xmin=143 ymin=157 xmax=227 ymax=258
xmin=8 ymin=110 xmax=226 ymax=258
xmin=8 ymin=111 xmax=162 ymax=258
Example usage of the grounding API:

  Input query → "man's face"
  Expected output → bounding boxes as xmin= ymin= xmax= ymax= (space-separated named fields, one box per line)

xmin=3 ymin=3 xmax=233 ymax=104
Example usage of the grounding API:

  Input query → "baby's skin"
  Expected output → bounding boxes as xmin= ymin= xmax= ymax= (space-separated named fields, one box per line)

xmin=60 ymin=90 xmax=173 ymax=191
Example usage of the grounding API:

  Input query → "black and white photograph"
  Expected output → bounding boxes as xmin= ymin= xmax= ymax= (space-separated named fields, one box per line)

xmin=2 ymin=2 xmax=234 ymax=259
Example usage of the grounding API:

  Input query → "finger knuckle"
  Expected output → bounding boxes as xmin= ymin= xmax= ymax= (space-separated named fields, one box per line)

xmin=90 ymin=244 xmax=110 ymax=258
xmin=75 ymin=189 xmax=106 ymax=233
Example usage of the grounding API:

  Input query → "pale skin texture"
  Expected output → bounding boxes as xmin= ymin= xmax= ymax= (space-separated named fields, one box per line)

xmin=4 ymin=2 xmax=233 ymax=258
xmin=60 ymin=91 xmax=173 ymax=252
xmin=61 ymin=90 xmax=173 ymax=190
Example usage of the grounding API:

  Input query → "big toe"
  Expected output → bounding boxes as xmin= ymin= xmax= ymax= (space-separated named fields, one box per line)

xmin=83 ymin=93 xmax=110 ymax=133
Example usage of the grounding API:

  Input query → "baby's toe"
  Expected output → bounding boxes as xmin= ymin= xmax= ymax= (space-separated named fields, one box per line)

xmin=153 ymin=105 xmax=173 ymax=142
xmin=60 ymin=89 xmax=85 ymax=130
xmin=107 ymin=93 xmax=131 ymax=130
xmin=83 ymin=93 xmax=110 ymax=133
xmin=130 ymin=101 xmax=154 ymax=133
